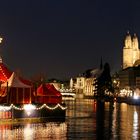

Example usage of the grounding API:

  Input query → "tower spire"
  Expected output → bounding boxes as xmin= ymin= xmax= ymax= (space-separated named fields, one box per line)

xmin=127 ymin=30 xmax=130 ymax=34
xmin=127 ymin=30 xmax=130 ymax=35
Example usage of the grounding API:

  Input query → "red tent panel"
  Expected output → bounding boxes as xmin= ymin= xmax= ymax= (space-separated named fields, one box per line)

xmin=46 ymin=84 xmax=62 ymax=96
xmin=19 ymin=77 xmax=32 ymax=86
xmin=0 ymin=63 xmax=12 ymax=83
xmin=36 ymin=84 xmax=62 ymax=104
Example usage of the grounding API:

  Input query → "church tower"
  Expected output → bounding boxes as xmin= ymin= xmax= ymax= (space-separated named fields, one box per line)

xmin=123 ymin=32 xmax=140 ymax=69
xmin=123 ymin=32 xmax=133 ymax=69
xmin=132 ymin=34 xmax=139 ymax=64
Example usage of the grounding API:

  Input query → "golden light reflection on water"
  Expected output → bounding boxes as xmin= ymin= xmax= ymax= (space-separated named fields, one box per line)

xmin=24 ymin=124 xmax=34 ymax=140
xmin=0 ymin=122 xmax=67 ymax=140
xmin=110 ymin=102 xmax=140 ymax=139
xmin=133 ymin=107 xmax=138 ymax=140
xmin=112 ymin=102 xmax=117 ymax=137
xmin=0 ymin=99 xmax=140 ymax=139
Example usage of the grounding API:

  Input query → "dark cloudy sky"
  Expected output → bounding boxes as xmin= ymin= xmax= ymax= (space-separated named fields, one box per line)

xmin=0 ymin=0 xmax=140 ymax=80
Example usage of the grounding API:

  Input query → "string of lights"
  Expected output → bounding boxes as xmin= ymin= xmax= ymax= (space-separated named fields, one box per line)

xmin=0 ymin=103 xmax=67 ymax=111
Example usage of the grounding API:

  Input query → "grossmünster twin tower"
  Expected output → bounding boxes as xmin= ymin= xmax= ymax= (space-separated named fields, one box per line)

xmin=123 ymin=32 xmax=140 ymax=69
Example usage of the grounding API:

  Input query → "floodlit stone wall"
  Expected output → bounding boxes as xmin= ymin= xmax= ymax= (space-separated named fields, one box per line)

xmin=123 ymin=33 xmax=140 ymax=69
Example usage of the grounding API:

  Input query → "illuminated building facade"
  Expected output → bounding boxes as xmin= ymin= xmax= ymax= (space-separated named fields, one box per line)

xmin=75 ymin=77 xmax=85 ymax=98
xmin=119 ymin=32 xmax=140 ymax=90
xmin=75 ymin=69 xmax=101 ymax=98
xmin=83 ymin=78 xmax=95 ymax=97
xmin=123 ymin=32 xmax=140 ymax=69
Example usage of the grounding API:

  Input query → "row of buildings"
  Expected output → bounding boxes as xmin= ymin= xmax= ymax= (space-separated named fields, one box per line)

xmin=2 ymin=31 xmax=138 ymax=99
xmin=50 ymin=69 xmax=101 ymax=98
xmin=57 ymin=32 xmax=140 ymax=98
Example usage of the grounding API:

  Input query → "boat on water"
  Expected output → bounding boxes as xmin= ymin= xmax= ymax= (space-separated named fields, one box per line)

xmin=0 ymin=103 xmax=66 ymax=121
xmin=0 ymin=63 xmax=66 ymax=120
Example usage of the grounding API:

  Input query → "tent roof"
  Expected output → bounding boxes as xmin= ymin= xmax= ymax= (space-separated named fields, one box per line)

xmin=37 ymin=84 xmax=61 ymax=97
xmin=19 ymin=77 xmax=32 ymax=86
xmin=1 ymin=72 xmax=31 ymax=88
xmin=0 ymin=63 xmax=12 ymax=82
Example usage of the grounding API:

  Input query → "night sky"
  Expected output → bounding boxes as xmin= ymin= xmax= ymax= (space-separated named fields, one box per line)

xmin=0 ymin=0 xmax=140 ymax=80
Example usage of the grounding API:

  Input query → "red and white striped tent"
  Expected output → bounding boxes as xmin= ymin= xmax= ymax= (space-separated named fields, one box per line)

xmin=0 ymin=72 xmax=33 ymax=104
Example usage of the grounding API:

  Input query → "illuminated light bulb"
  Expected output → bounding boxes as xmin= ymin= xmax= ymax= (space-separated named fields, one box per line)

xmin=23 ymin=104 xmax=36 ymax=111
xmin=134 ymin=95 xmax=139 ymax=100
xmin=0 ymin=37 xmax=2 ymax=43
xmin=27 ymin=111 xmax=31 ymax=116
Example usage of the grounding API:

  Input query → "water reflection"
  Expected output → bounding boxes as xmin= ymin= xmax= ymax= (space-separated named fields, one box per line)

xmin=0 ymin=122 xmax=67 ymax=140
xmin=66 ymin=99 xmax=140 ymax=140
xmin=96 ymin=101 xmax=105 ymax=139
xmin=0 ymin=99 xmax=140 ymax=139
xmin=133 ymin=107 xmax=138 ymax=140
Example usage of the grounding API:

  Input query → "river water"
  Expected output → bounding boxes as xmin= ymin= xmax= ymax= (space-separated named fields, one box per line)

xmin=0 ymin=99 xmax=140 ymax=140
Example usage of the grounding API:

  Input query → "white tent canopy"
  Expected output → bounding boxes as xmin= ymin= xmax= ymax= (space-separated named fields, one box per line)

xmin=1 ymin=72 xmax=31 ymax=88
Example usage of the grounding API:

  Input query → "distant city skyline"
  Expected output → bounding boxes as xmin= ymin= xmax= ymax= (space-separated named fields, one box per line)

xmin=0 ymin=0 xmax=140 ymax=80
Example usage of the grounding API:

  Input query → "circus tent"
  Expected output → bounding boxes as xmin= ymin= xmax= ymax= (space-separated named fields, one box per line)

xmin=0 ymin=72 xmax=33 ymax=104
xmin=0 ymin=60 xmax=62 ymax=105
xmin=35 ymin=84 xmax=62 ymax=104
xmin=0 ymin=60 xmax=32 ymax=85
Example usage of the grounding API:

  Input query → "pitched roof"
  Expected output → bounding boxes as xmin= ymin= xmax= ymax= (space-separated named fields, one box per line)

xmin=37 ymin=84 xmax=61 ymax=97
xmin=1 ymin=72 xmax=31 ymax=88
xmin=19 ymin=77 xmax=32 ymax=86
xmin=91 ymin=68 xmax=103 ymax=78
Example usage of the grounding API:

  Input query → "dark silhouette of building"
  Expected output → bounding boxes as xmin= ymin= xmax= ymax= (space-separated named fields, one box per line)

xmin=118 ymin=66 xmax=140 ymax=89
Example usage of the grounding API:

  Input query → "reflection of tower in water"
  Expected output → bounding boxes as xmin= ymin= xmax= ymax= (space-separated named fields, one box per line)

xmin=96 ymin=101 xmax=115 ymax=139
xmin=96 ymin=101 xmax=105 ymax=139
